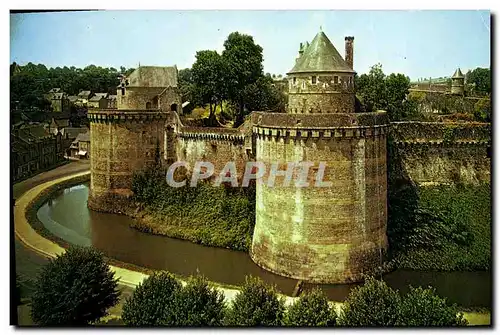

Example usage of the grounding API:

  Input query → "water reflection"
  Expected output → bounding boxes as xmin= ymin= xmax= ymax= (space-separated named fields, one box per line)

xmin=36 ymin=183 xmax=491 ymax=308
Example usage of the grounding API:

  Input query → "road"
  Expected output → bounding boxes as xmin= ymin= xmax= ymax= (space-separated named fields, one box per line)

xmin=13 ymin=161 xmax=90 ymax=313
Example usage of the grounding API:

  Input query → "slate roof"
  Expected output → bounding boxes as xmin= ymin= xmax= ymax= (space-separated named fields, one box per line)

xmin=16 ymin=125 xmax=52 ymax=142
xmin=78 ymin=90 xmax=92 ymax=99
xmin=64 ymin=127 xmax=88 ymax=139
xmin=288 ymin=31 xmax=354 ymax=74
xmin=452 ymin=68 xmax=465 ymax=79
xmin=127 ymin=66 xmax=178 ymax=88
xmin=89 ymin=93 xmax=108 ymax=101
xmin=75 ymin=131 xmax=90 ymax=142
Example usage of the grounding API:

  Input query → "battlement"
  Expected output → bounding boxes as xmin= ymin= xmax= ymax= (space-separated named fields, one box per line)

xmin=253 ymin=124 xmax=388 ymax=140
xmin=178 ymin=126 xmax=246 ymax=143
xmin=391 ymin=121 xmax=491 ymax=144
xmin=87 ymin=109 xmax=170 ymax=122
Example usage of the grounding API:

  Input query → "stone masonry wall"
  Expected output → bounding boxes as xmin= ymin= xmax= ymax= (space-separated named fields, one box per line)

xmin=391 ymin=122 xmax=491 ymax=185
xmin=287 ymin=73 xmax=355 ymax=113
xmin=250 ymin=113 xmax=389 ymax=283
xmin=88 ymin=111 xmax=169 ymax=211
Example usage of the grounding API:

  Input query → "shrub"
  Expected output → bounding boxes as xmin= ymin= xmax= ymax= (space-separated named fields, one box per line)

xmin=173 ymin=276 xmax=226 ymax=326
xmin=122 ymin=272 xmax=181 ymax=326
xmin=398 ymin=286 xmax=468 ymax=326
xmin=337 ymin=277 xmax=401 ymax=326
xmin=284 ymin=288 xmax=336 ymax=326
xmin=30 ymin=246 xmax=120 ymax=326
xmin=224 ymin=276 xmax=285 ymax=326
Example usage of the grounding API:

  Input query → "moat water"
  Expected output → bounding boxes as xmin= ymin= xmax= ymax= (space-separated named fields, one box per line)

xmin=37 ymin=183 xmax=491 ymax=308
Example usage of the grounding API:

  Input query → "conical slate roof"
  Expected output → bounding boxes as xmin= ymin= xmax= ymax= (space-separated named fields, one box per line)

xmin=288 ymin=31 xmax=354 ymax=74
xmin=452 ymin=68 xmax=464 ymax=79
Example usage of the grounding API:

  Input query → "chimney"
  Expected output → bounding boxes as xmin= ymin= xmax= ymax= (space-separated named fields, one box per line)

xmin=345 ymin=36 xmax=354 ymax=69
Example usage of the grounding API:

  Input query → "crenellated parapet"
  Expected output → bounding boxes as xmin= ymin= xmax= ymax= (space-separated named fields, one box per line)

xmin=178 ymin=127 xmax=246 ymax=143
xmin=87 ymin=109 xmax=170 ymax=123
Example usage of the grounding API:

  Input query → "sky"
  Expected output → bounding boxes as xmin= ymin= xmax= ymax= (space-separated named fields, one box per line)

xmin=10 ymin=10 xmax=490 ymax=80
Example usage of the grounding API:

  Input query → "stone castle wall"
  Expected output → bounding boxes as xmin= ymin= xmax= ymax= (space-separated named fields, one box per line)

xmin=250 ymin=112 xmax=389 ymax=283
xmin=87 ymin=110 xmax=169 ymax=211
xmin=391 ymin=121 xmax=491 ymax=185
xmin=175 ymin=127 xmax=251 ymax=180
xmin=287 ymin=73 xmax=355 ymax=113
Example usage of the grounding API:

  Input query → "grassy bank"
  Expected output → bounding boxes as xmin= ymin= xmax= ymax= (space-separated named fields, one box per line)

xmin=391 ymin=183 xmax=491 ymax=271
xmin=131 ymin=168 xmax=255 ymax=252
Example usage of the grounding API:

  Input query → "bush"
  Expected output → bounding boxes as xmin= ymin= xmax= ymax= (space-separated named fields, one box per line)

xmin=398 ymin=286 xmax=468 ymax=326
xmin=173 ymin=276 xmax=226 ymax=326
xmin=337 ymin=277 xmax=401 ymax=326
xmin=284 ymin=288 xmax=336 ymax=326
xmin=122 ymin=272 xmax=181 ymax=326
xmin=30 ymin=246 xmax=120 ymax=326
xmin=224 ymin=276 xmax=285 ymax=326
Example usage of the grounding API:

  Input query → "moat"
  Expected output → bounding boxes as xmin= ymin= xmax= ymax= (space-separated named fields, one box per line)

xmin=37 ymin=182 xmax=491 ymax=308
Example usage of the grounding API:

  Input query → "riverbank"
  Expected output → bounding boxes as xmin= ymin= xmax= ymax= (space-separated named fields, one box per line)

xmin=14 ymin=171 xmax=491 ymax=325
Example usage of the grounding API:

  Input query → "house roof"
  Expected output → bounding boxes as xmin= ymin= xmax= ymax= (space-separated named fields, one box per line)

xmin=127 ymin=66 xmax=178 ymax=88
xmin=16 ymin=125 xmax=52 ymax=142
xmin=64 ymin=127 xmax=88 ymax=139
xmin=288 ymin=31 xmax=354 ymax=74
xmin=452 ymin=68 xmax=465 ymax=79
xmin=78 ymin=90 xmax=92 ymax=98
xmin=67 ymin=95 xmax=78 ymax=102
xmin=49 ymin=88 xmax=61 ymax=93
xmin=75 ymin=131 xmax=90 ymax=142
xmin=89 ymin=93 xmax=108 ymax=101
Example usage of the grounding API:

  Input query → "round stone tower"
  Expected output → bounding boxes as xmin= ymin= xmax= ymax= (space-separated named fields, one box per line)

xmin=250 ymin=31 xmax=389 ymax=284
xmin=88 ymin=66 xmax=181 ymax=212
xmin=451 ymin=68 xmax=465 ymax=95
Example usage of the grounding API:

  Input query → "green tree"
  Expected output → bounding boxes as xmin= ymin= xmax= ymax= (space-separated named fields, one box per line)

xmin=222 ymin=32 xmax=264 ymax=125
xmin=474 ymin=97 xmax=491 ymax=122
xmin=122 ymin=272 xmax=181 ymax=326
xmin=191 ymin=50 xmax=227 ymax=124
xmin=356 ymin=63 xmax=387 ymax=112
xmin=30 ymin=246 xmax=119 ymax=326
xmin=398 ymin=286 xmax=468 ymax=326
xmin=224 ymin=276 xmax=285 ymax=326
xmin=337 ymin=277 xmax=401 ymax=326
xmin=466 ymin=67 xmax=491 ymax=95
xmin=284 ymin=288 xmax=336 ymax=326
xmin=173 ymin=276 xmax=226 ymax=326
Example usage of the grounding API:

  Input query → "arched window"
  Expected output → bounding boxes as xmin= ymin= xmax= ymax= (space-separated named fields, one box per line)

xmin=170 ymin=103 xmax=177 ymax=112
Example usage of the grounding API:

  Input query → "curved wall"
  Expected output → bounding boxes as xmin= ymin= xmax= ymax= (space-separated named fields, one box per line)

xmin=250 ymin=112 xmax=389 ymax=283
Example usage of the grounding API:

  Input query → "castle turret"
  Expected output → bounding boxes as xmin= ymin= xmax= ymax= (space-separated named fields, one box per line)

xmin=287 ymin=31 xmax=356 ymax=114
xmin=250 ymin=30 xmax=389 ymax=284
xmin=451 ymin=68 xmax=465 ymax=95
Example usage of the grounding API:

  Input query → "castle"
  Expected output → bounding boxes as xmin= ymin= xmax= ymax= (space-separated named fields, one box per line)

xmin=88 ymin=30 xmax=490 ymax=284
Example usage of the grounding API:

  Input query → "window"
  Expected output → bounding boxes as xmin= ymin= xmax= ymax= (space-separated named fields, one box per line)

xmin=334 ymin=76 xmax=338 ymax=84
xmin=293 ymin=77 xmax=297 ymax=84
xmin=312 ymin=76 xmax=317 ymax=84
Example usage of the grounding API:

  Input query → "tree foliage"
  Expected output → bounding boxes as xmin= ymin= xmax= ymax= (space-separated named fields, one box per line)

xmin=224 ymin=276 xmax=285 ymax=326
xmin=398 ymin=286 xmax=468 ymax=326
xmin=10 ymin=61 xmax=134 ymax=113
xmin=284 ymin=288 xmax=336 ymax=326
xmin=474 ymin=97 xmax=491 ymax=122
xmin=173 ymin=276 xmax=226 ymax=326
xmin=466 ymin=67 xmax=491 ymax=95
xmin=356 ymin=63 xmax=417 ymax=121
xmin=338 ymin=277 xmax=469 ymax=327
xmin=337 ymin=277 xmax=401 ymax=326
xmin=30 ymin=246 xmax=120 ymax=326
xmin=122 ymin=272 xmax=182 ymax=326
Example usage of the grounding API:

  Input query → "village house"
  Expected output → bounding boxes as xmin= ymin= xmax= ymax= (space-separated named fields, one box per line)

xmin=48 ymin=117 xmax=71 ymax=135
xmin=76 ymin=90 xmax=92 ymax=106
xmin=69 ymin=131 xmax=90 ymax=159
xmin=11 ymin=123 xmax=65 ymax=181
xmin=88 ymin=93 xmax=109 ymax=109
xmin=107 ymin=94 xmax=117 ymax=109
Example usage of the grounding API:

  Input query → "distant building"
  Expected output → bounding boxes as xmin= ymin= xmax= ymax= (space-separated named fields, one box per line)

xmin=451 ymin=68 xmax=465 ymax=95
xmin=88 ymin=93 xmax=109 ymax=109
xmin=48 ymin=117 xmax=71 ymax=135
xmin=49 ymin=92 xmax=69 ymax=113
xmin=107 ymin=95 xmax=117 ymax=109
xmin=76 ymin=90 xmax=92 ymax=106
xmin=69 ymin=131 xmax=90 ymax=159
xmin=11 ymin=124 xmax=65 ymax=181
